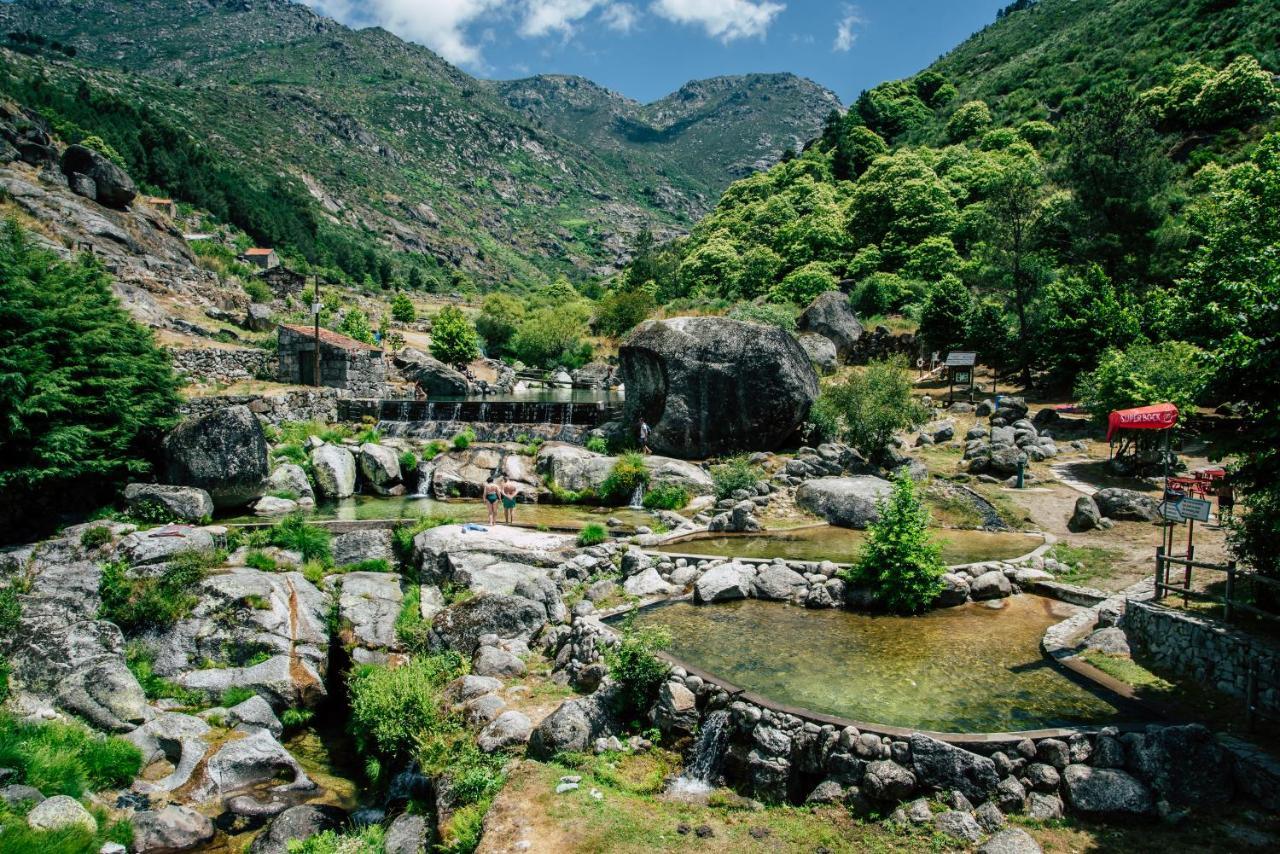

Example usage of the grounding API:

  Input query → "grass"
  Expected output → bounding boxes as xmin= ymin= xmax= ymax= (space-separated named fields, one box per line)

xmin=340 ymin=558 xmax=391 ymax=574
xmin=391 ymin=515 xmax=457 ymax=567
xmin=279 ymin=420 xmax=351 ymax=446
xmin=98 ymin=548 xmax=220 ymax=634
xmin=1079 ymin=649 xmax=1176 ymax=694
xmin=267 ymin=515 xmax=332 ymax=564
xmin=578 ymin=523 xmax=608 ymax=547
xmin=0 ymin=800 xmax=133 ymax=854
xmin=244 ymin=549 xmax=279 ymax=571
xmin=1046 ymin=542 xmax=1123 ymax=586
xmin=0 ymin=713 xmax=142 ymax=798
xmin=221 ymin=686 xmax=257 ymax=707
xmin=125 ymin=642 xmax=207 ymax=707
xmin=394 ymin=585 xmax=432 ymax=654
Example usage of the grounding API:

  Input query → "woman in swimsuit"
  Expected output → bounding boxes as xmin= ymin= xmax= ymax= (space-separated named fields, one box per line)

xmin=500 ymin=476 xmax=519 ymax=525
xmin=483 ymin=476 xmax=499 ymax=526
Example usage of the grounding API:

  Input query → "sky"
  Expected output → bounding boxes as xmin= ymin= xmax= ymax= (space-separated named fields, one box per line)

xmin=301 ymin=1 xmax=1010 ymax=103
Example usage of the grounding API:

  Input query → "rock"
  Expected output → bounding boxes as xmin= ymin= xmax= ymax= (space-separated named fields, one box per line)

xmin=795 ymin=476 xmax=893 ymax=528
xmin=395 ymin=349 xmax=470 ymax=396
xmin=654 ymin=682 xmax=698 ymax=735
xmin=124 ymin=483 xmax=214 ymax=523
xmin=338 ymin=572 xmax=403 ymax=653
xmin=310 ymin=444 xmax=357 ymax=499
xmin=1026 ymin=763 xmax=1060 ymax=791
xmin=978 ymin=828 xmax=1043 ymax=854
xmin=1026 ymin=791 xmax=1063 ymax=820
xmin=753 ymin=564 xmax=808 ymax=601
xmin=797 ymin=291 xmax=863 ymax=358
xmin=995 ymin=776 xmax=1027 ymax=813
xmin=908 ymin=734 xmax=999 ymax=803
xmin=805 ymin=779 xmax=847 ymax=804
xmin=163 ymin=406 xmax=269 ymax=508
xmin=969 ymin=570 xmax=1012 ymax=600
xmin=331 ymin=529 xmax=394 ymax=567
xmin=125 ymin=713 xmax=210 ymax=793
xmin=1068 ymin=495 xmax=1102 ymax=532
xmin=1035 ymin=738 xmax=1070 ymax=769
xmin=429 ymin=594 xmax=548 ymax=656
xmin=797 ymin=333 xmax=838 ymax=373
xmin=934 ymin=810 xmax=982 ymax=844
xmin=191 ymin=729 xmax=313 ymax=803
xmin=1121 ymin=724 xmax=1234 ymax=808
xmin=623 ymin=567 xmax=676 ymax=598
xmin=132 ymin=805 xmax=215 ymax=853
xmin=443 ymin=674 xmax=503 ymax=705
xmin=0 ymin=785 xmax=44 ymax=808
xmin=1062 ymin=764 xmax=1152 ymax=815
xmin=267 ymin=464 xmax=314 ymax=503
xmin=358 ymin=443 xmax=403 ymax=495
xmin=117 ymin=525 xmax=216 ymax=566
xmin=536 ymin=443 xmax=714 ymax=496
xmin=694 ymin=563 xmax=751 ymax=604
xmin=229 ymin=695 xmax=284 ymax=738
xmin=1094 ymin=488 xmax=1160 ymax=522
xmin=384 ymin=813 xmax=431 ymax=854
xmin=1083 ymin=627 xmax=1130 ymax=656
xmin=463 ymin=693 xmax=507 ymax=726
xmin=922 ymin=420 xmax=955 ymax=444
xmin=247 ymin=805 xmax=346 ymax=854
xmin=1014 ymin=568 xmax=1054 ymax=585
xmin=527 ymin=688 xmax=618 ymax=759
xmin=862 ymin=760 xmax=916 ymax=802
xmin=477 ymin=711 xmax=534 ymax=753
xmin=245 ymin=302 xmax=274 ymax=332
xmin=933 ymin=573 xmax=970 ymax=607
xmin=413 ymin=524 xmax=574 ymax=585
xmin=253 ymin=495 xmax=298 ymax=516
xmin=472 ymin=646 xmax=527 ymax=679
xmin=620 ymin=316 xmax=819 ymax=458
xmin=27 ymin=795 xmax=96 ymax=833
xmin=61 ymin=144 xmax=136 ymax=208
xmin=975 ymin=800 xmax=1006 ymax=833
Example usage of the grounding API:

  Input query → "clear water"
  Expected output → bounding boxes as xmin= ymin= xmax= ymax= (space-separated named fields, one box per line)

xmin=656 ymin=526 xmax=1043 ymax=566
xmin=222 ymin=494 xmax=653 ymax=529
xmin=625 ymin=597 xmax=1126 ymax=733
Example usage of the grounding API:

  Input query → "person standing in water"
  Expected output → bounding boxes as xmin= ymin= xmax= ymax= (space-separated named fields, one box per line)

xmin=483 ymin=476 xmax=500 ymax=526
xmin=500 ymin=476 xmax=520 ymax=525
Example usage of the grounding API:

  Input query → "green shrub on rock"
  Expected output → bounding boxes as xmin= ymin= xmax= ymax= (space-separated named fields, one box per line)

xmin=348 ymin=653 xmax=466 ymax=769
xmin=0 ymin=713 xmax=142 ymax=797
xmin=267 ymin=515 xmax=331 ymax=564
xmin=641 ymin=483 xmax=689 ymax=511
xmin=600 ymin=452 xmax=650 ymax=505
xmin=577 ymin=523 xmax=607 ymax=547
xmin=98 ymin=549 xmax=217 ymax=633
xmin=842 ymin=473 xmax=944 ymax=615
xmin=710 ymin=455 xmax=761 ymax=500
xmin=604 ymin=618 xmax=671 ymax=723
xmin=585 ymin=436 xmax=608 ymax=454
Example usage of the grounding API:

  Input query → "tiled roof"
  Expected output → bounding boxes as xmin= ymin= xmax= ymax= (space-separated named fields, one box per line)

xmin=245 ymin=248 xmax=275 ymax=256
xmin=280 ymin=323 xmax=382 ymax=352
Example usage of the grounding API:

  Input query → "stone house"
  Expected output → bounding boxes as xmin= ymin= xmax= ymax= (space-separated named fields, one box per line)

xmin=259 ymin=264 xmax=307 ymax=298
xmin=277 ymin=324 xmax=386 ymax=397
xmin=243 ymin=247 xmax=280 ymax=269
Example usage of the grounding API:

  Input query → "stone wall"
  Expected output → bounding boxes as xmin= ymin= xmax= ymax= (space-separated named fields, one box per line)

xmin=1124 ymin=599 xmax=1280 ymax=719
xmin=179 ymin=387 xmax=339 ymax=426
xmin=277 ymin=326 xmax=386 ymax=397
xmin=169 ymin=347 xmax=274 ymax=385
xmin=846 ymin=328 xmax=917 ymax=365
xmin=379 ymin=420 xmax=591 ymax=445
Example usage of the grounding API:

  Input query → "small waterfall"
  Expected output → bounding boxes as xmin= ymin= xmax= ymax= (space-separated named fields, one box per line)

xmin=628 ymin=483 xmax=645 ymax=510
xmin=669 ymin=710 xmax=730 ymax=795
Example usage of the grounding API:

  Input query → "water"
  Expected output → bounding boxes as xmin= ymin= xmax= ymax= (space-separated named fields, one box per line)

xmin=628 ymin=484 xmax=646 ymax=510
xmin=222 ymin=494 xmax=653 ymax=530
xmin=656 ymin=526 xmax=1043 ymax=566
xmin=621 ymin=597 xmax=1128 ymax=733
xmin=669 ymin=710 xmax=731 ymax=795
xmin=433 ymin=388 xmax=623 ymax=404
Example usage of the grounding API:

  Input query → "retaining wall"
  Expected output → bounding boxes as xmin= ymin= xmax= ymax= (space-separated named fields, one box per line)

xmin=169 ymin=346 xmax=275 ymax=384
xmin=178 ymin=387 xmax=339 ymax=426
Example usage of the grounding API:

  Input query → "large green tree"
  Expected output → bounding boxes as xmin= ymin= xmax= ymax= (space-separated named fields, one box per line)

xmin=429 ymin=305 xmax=480 ymax=367
xmin=0 ymin=223 xmax=181 ymax=539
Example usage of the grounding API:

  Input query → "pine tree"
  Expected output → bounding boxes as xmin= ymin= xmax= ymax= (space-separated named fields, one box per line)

xmin=844 ymin=473 xmax=945 ymax=614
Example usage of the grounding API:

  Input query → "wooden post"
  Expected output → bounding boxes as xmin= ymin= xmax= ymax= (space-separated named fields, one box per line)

xmin=1183 ymin=543 xmax=1194 ymax=608
xmin=1155 ymin=545 xmax=1165 ymax=601
xmin=1224 ymin=561 xmax=1236 ymax=623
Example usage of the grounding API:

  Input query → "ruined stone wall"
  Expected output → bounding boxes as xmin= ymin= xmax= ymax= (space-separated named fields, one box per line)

xmin=169 ymin=347 xmax=274 ymax=385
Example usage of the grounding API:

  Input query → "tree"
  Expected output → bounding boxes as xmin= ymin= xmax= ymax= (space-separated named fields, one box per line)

xmin=947 ymin=100 xmax=992 ymax=142
xmin=594 ymin=283 xmax=656 ymax=338
xmin=511 ymin=303 xmax=592 ymax=369
xmin=1075 ymin=341 xmax=1211 ymax=427
xmin=338 ymin=307 xmax=374 ymax=344
xmin=919 ymin=275 xmax=974 ymax=355
xmin=475 ymin=292 xmax=524 ymax=356
xmin=1031 ymin=265 xmax=1140 ymax=389
xmin=818 ymin=356 xmax=927 ymax=461
xmin=833 ymin=125 xmax=888 ymax=181
xmin=0 ymin=224 xmax=181 ymax=539
xmin=843 ymin=472 xmax=944 ymax=615
xmin=390 ymin=293 xmax=415 ymax=323
xmin=429 ymin=305 xmax=480 ymax=367
xmin=770 ymin=262 xmax=836 ymax=306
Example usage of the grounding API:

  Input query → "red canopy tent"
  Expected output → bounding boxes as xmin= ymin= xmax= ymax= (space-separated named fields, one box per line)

xmin=1106 ymin=403 xmax=1179 ymax=443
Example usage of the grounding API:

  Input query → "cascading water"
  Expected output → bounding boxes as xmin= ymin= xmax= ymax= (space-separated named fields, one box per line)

xmin=668 ymin=710 xmax=731 ymax=796
xmin=628 ymin=483 xmax=645 ymax=510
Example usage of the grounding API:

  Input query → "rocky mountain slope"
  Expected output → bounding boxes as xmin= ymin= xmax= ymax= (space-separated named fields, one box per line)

xmin=0 ymin=0 xmax=837 ymax=287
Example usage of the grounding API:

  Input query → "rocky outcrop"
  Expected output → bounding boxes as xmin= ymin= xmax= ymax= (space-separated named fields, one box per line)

xmin=527 ymin=687 xmax=619 ymax=760
xmin=1094 ymin=488 xmax=1160 ymax=522
xmin=536 ymin=442 xmax=713 ymax=497
xmin=337 ymin=572 xmax=404 ymax=662
xmin=394 ymin=349 xmax=470 ymax=396
xmin=429 ymin=594 xmax=548 ymax=656
xmin=1068 ymin=495 xmax=1102 ymax=532
xmin=620 ymin=316 xmax=819 ymax=458
xmin=795 ymin=476 xmax=893 ymax=528
xmin=419 ymin=445 xmax=530 ymax=500
xmin=61 ymin=143 xmax=137 ymax=208
xmin=132 ymin=804 xmax=215 ymax=853
xmin=310 ymin=444 xmax=356 ymax=499
xmin=358 ymin=442 xmax=403 ymax=495
xmin=123 ymin=483 xmax=214 ymax=523
xmin=797 ymin=291 xmax=863 ymax=359
xmin=797 ymin=332 xmax=837 ymax=373
xmin=163 ymin=405 xmax=269 ymax=508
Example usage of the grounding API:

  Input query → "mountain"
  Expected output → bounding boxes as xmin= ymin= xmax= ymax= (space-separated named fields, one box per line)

xmin=0 ymin=0 xmax=837 ymax=288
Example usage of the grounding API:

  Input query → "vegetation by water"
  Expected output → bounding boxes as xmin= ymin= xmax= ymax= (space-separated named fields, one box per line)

xmin=625 ymin=596 xmax=1125 ymax=732
xmin=843 ymin=474 xmax=944 ymax=614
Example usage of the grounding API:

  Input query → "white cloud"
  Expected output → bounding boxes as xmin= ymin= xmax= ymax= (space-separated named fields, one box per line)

xmin=305 ymin=0 xmax=505 ymax=67
xmin=520 ymin=1 xmax=606 ymax=38
xmin=832 ymin=5 xmax=864 ymax=53
xmin=649 ymin=0 xmax=785 ymax=42
xmin=601 ymin=3 xmax=640 ymax=32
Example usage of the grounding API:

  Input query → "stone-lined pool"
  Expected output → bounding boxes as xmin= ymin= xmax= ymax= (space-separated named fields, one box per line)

xmin=621 ymin=596 xmax=1127 ymax=733
xmin=223 ymin=495 xmax=653 ymax=529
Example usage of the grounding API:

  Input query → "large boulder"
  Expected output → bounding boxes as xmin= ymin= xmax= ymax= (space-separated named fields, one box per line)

xmin=797 ymin=291 xmax=863 ymax=359
xmin=527 ymin=688 xmax=618 ymax=760
xmin=267 ymin=463 xmax=314 ymax=502
xmin=247 ymin=805 xmax=346 ymax=854
xmin=1094 ymin=488 xmax=1160 ymax=522
xmin=795 ymin=476 xmax=893 ymax=528
xmin=753 ymin=564 xmax=808 ymax=601
xmin=694 ymin=563 xmax=752 ymax=604
xmin=27 ymin=795 xmax=96 ymax=833
xmin=337 ymin=572 xmax=404 ymax=657
xmin=124 ymin=483 xmax=215 ymax=523
xmin=189 ymin=728 xmax=314 ymax=803
xmin=412 ymin=524 xmax=574 ymax=585
xmin=1120 ymin=724 xmax=1233 ymax=808
xmin=163 ymin=406 xmax=269 ymax=508
xmin=909 ymin=733 xmax=999 ymax=804
xmin=310 ymin=444 xmax=356 ymax=499
xmin=797 ymin=333 xmax=838 ymax=374
xmin=358 ymin=443 xmax=403 ymax=495
xmin=61 ymin=143 xmax=136 ymax=208
xmin=132 ymin=805 xmax=215 ymax=853
xmin=1061 ymin=764 xmax=1153 ymax=816
xmin=536 ymin=443 xmax=713 ymax=497
xmin=395 ymin=348 xmax=470 ymax=396
xmin=429 ymin=594 xmax=548 ymax=656
xmin=1068 ymin=495 xmax=1102 ymax=532
xmin=477 ymin=711 xmax=533 ymax=753
xmin=420 ymin=446 xmax=515 ymax=500
xmin=620 ymin=316 xmax=819 ymax=458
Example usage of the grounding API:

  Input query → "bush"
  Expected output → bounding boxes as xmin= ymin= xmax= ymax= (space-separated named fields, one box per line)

xmin=398 ymin=450 xmax=418 ymax=472
xmin=843 ymin=473 xmax=944 ymax=614
xmin=244 ymin=550 xmax=279 ymax=571
xmin=641 ymin=483 xmax=689 ymax=510
xmin=585 ymin=436 xmax=608 ymax=454
xmin=852 ymin=272 xmax=923 ymax=316
xmin=600 ymin=452 xmax=650 ymax=505
xmin=594 ymin=285 xmax=656 ymax=337
xmin=243 ymin=277 xmax=272 ymax=304
xmin=817 ymin=356 xmax=927 ymax=460
xmin=604 ymin=619 xmax=671 ymax=723
xmin=267 ymin=515 xmax=331 ymax=564
xmin=710 ymin=455 xmax=761 ymax=500
xmin=0 ymin=713 xmax=142 ymax=797
xmin=348 ymin=653 xmax=466 ymax=767
xmin=0 ymin=224 xmax=181 ymax=540
xmin=394 ymin=586 xmax=432 ymax=655
xmin=430 ymin=305 xmax=480 ymax=366
xmin=577 ymin=523 xmax=607 ymax=547
xmin=727 ymin=300 xmax=798 ymax=331
xmin=1075 ymin=341 xmax=1210 ymax=426
xmin=79 ymin=525 xmax=112 ymax=549
xmin=98 ymin=549 xmax=216 ymax=633
xmin=510 ymin=304 xmax=593 ymax=369
xmin=452 ymin=428 xmax=475 ymax=451
xmin=475 ymin=293 xmax=525 ymax=356
xmin=221 ymin=686 xmax=255 ymax=708
xmin=391 ymin=293 xmax=416 ymax=323
xmin=289 ymin=825 xmax=385 ymax=854
xmin=337 ymin=307 xmax=375 ymax=345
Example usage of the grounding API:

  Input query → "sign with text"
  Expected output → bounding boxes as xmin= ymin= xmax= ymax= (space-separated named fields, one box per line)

xmin=1177 ymin=497 xmax=1212 ymax=522
xmin=1158 ymin=500 xmax=1185 ymax=522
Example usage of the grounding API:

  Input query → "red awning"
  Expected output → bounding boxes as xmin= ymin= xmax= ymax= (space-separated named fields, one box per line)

xmin=1107 ymin=403 xmax=1179 ymax=443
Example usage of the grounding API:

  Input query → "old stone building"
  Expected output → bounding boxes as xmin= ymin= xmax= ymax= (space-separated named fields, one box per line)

xmin=277 ymin=324 xmax=386 ymax=397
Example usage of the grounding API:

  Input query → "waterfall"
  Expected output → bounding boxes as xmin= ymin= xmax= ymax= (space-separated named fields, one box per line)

xmin=669 ymin=710 xmax=730 ymax=795
xmin=628 ymin=483 xmax=645 ymax=510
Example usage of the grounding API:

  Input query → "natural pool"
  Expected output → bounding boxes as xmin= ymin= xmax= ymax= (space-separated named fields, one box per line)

xmin=622 ymin=596 xmax=1127 ymax=733
xmin=656 ymin=526 xmax=1043 ymax=566
xmin=223 ymin=495 xmax=653 ymax=530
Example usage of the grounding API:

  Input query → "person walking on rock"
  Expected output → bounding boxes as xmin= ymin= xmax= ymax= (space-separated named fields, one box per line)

xmin=639 ymin=418 xmax=651 ymax=455
xmin=500 ymin=476 xmax=519 ymax=525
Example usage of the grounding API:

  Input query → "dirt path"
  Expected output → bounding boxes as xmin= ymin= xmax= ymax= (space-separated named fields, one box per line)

xmin=476 ymin=760 xmax=575 ymax=854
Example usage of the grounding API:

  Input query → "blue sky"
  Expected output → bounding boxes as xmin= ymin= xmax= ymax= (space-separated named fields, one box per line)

xmin=303 ymin=1 xmax=1009 ymax=103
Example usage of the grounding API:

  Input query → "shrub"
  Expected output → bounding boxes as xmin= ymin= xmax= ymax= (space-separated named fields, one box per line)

xmin=600 ymin=452 xmax=650 ymax=505
xmin=288 ymin=824 xmax=385 ymax=854
xmin=817 ymin=356 xmax=927 ymax=460
xmin=585 ymin=436 xmax=608 ymax=454
xmin=398 ymin=450 xmax=418 ymax=472
xmin=79 ymin=526 xmax=112 ymax=549
xmin=452 ymin=428 xmax=475 ymax=451
xmin=0 ymin=713 xmax=142 ymax=797
xmin=98 ymin=549 xmax=216 ymax=633
xmin=342 ymin=558 xmax=390 ymax=573
xmin=244 ymin=550 xmax=278 ymax=571
xmin=243 ymin=277 xmax=272 ymax=304
xmin=355 ymin=426 xmax=380 ymax=445
xmin=267 ymin=515 xmax=331 ymax=564
xmin=391 ymin=293 xmax=416 ymax=323
xmin=348 ymin=653 xmax=466 ymax=768
xmin=281 ymin=707 xmax=314 ymax=730
xmin=337 ymin=308 xmax=375 ymax=344
xmin=842 ymin=473 xmax=944 ymax=614
xmin=710 ymin=455 xmax=761 ymax=500
xmin=852 ymin=272 xmax=923 ymax=316
xmin=594 ymin=285 xmax=656 ymax=337
xmin=475 ymin=292 xmax=525 ymax=356
xmin=1075 ymin=341 xmax=1210 ymax=427
xmin=421 ymin=440 xmax=446 ymax=461
xmin=577 ymin=523 xmax=607 ymax=547
xmin=394 ymin=586 xmax=432 ymax=655
xmin=604 ymin=619 xmax=671 ymax=723
xmin=220 ymin=686 xmax=255 ymax=708
xmin=641 ymin=483 xmax=689 ymax=510
xmin=430 ymin=305 xmax=480 ymax=366
xmin=510 ymin=304 xmax=593 ymax=369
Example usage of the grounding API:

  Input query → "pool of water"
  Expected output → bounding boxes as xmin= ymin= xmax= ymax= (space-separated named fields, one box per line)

xmin=622 ymin=597 xmax=1127 ymax=733
xmin=656 ymin=526 xmax=1043 ymax=566
xmin=223 ymin=495 xmax=653 ymax=530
